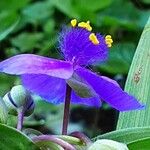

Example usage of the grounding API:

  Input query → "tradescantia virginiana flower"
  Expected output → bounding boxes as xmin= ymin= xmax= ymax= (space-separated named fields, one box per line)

xmin=0 ymin=19 xmax=143 ymax=111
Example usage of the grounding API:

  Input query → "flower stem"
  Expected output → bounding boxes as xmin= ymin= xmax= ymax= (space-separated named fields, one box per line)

xmin=62 ymin=84 xmax=72 ymax=135
xmin=17 ymin=108 xmax=24 ymax=131
xmin=32 ymin=135 xmax=76 ymax=150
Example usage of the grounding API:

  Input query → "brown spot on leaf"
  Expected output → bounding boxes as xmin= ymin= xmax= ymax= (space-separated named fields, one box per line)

xmin=147 ymin=52 xmax=150 ymax=57
xmin=133 ymin=66 xmax=142 ymax=83
xmin=134 ymin=73 xmax=140 ymax=83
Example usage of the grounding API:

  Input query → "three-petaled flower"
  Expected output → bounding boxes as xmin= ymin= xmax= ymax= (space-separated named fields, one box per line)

xmin=0 ymin=19 xmax=143 ymax=111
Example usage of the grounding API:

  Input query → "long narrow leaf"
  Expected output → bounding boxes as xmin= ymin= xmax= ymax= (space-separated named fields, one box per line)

xmin=117 ymin=17 xmax=150 ymax=129
xmin=93 ymin=127 xmax=150 ymax=144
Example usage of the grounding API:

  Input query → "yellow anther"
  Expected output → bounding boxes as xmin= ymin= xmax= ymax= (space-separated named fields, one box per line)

xmin=107 ymin=43 xmax=112 ymax=48
xmin=105 ymin=35 xmax=113 ymax=48
xmin=78 ymin=21 xmax=92 ymax=31
xmin=86 ymin=21 xmax=92 ymax=31
xmin=89 ymin=33 xmax=99 ymax=45
xmin=105 ymin=35 xmax=112 ymax=39
xmin=87 ymin=21 xmax=90 ymax=24
xmin=105 ymin=38 xmax=113 ymax=43
xmin=71 ymin=19 xmax=77 ymax=27
xmin=78 ymin=22 xmax=85 ymax=26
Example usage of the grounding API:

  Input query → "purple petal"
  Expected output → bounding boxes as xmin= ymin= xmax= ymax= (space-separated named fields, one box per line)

xmin=75 ymin=67 xmax=144 ymax=111
xmin=59 ymin=27 xmax=108 ymax=66
xmin=22 ymin=74 xmax=101 ymax=107
xmin=71 ymin=91 xmax=101 ymax=107
xmin=0 ymin=54 xmax=73 ymax=79
xmin=101 ymin=76 xmax=120 ymax=87
xmin=22 ymin=74 xmax=66 ymax=104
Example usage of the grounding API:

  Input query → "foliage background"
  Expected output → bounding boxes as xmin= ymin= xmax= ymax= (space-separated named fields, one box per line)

xmin=0 ymin=0 xmax=149 ymax=138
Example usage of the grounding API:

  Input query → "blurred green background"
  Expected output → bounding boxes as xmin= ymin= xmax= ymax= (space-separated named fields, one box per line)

xmin=0 ymin=0 xmax=149 ymax=138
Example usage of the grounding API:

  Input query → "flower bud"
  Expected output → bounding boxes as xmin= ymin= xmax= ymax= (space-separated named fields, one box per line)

xmin=3 ymin=85 xmax=34 ymax=116
xmin=88 ymin=139 xmax=129 ymax=150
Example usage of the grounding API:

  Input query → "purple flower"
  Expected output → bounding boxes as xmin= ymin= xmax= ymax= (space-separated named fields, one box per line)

xmin=0 ymin=19 xmax=143 ymax=111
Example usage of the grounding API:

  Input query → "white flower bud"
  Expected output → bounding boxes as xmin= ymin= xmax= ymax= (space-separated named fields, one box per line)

xmin=3 ymin=85 xmax=34 ymax=116
xmin=88 ymin=139 xmax=129 ymax=150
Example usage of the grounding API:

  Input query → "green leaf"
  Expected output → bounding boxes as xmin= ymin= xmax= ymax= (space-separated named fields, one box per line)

xmin=43 ymin=19 xmax=55 ymax=35
xmin=11 ymin=32 xmax=44 ymax=52
xmin=0 ymin=11 xmax=19 ymax=41
xmin=0 ymin=0 xmax=30 ymax=11
xmin=72 ymin=0 xmax=113 ymax=20
xmin=0 ymin=98 xmax=8 ymax=124
xmin=93 ymin=127 xmax=150 ymax=144
xmin=52 ymin=0 xmax=79 ymax=18
xmin=73 ymin=0 xmax=112 ymax=12
xmin=117 ymin=17 xmax=150 ymax=129
xmin=0 ymin=19 xmax=19 ymax=41
xmin=0 ymin=123 xmax=39 ymax=150
xmin=22 ymin=1 xmax=53 ymax=24
xmin=99 ymin=43 xmax=135 ymax=74
xmin=128 ymin=138 xmax=150 ymax=150
xmin=52 ymin=0 xmax=112 ymax=20
xmin=96 ymin=0 xmax=149 ymax=29
xmin=0 ymin=74 xmax=16 ymax=96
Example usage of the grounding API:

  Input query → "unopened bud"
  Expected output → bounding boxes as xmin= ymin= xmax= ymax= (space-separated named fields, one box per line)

xmin=3 ymin=85 xmax=34 ymax=116
xmin=88 ymin=139 xmax=129 ymax=150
